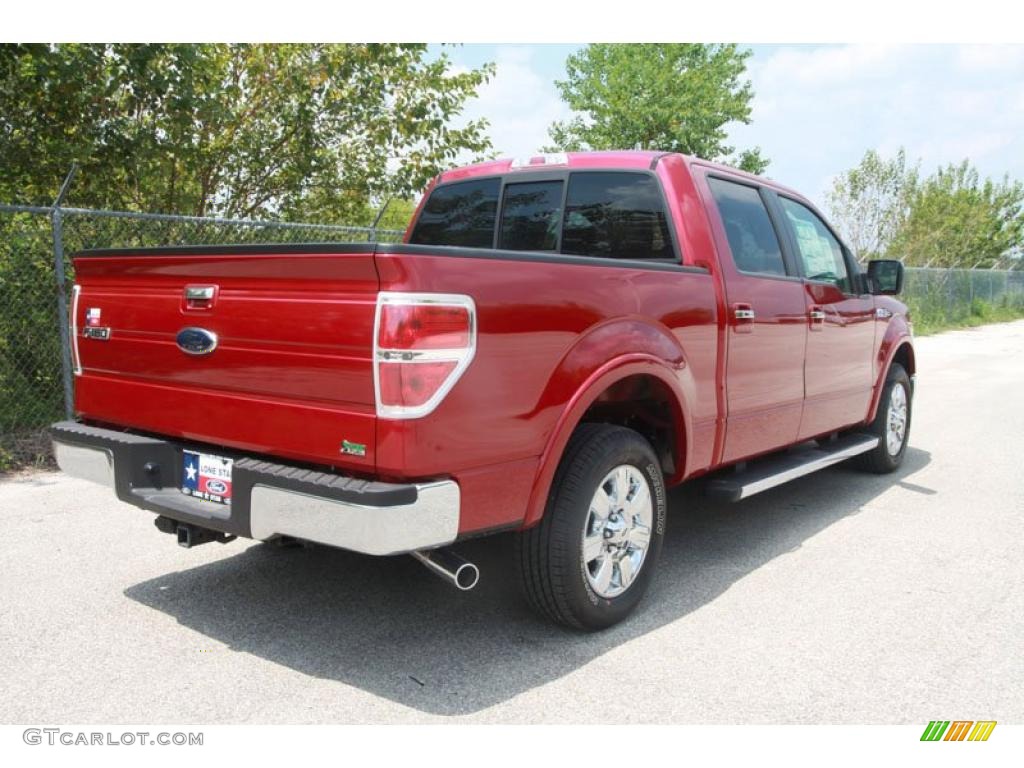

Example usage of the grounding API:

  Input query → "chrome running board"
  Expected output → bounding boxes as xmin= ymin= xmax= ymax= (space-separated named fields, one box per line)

xmin=706 ymin=433 xmax=879 ymax=502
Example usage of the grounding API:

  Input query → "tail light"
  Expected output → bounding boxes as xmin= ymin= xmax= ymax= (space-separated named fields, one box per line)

xmin=373 ymin=292 xmax=476 ymax=418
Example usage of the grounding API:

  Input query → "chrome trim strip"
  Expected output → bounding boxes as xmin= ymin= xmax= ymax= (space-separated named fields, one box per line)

xmin=53 ymin=441 xmax=115 ymax=487
xmin=249 ymin=479 xmax=460 ymax=556
xmin=71 ymin=284 xmax=82 ymax=375
xmin=736 ymin=436 xmax=879 ymax=499
xmin=376 ymin=347 xmax=467 ymax=362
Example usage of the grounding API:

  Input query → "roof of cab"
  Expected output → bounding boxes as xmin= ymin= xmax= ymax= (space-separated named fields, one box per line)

xmin=434 ymin=150 xmax=803 ymax=198
xmin=437 ymin=150 xmax=671 ymax=184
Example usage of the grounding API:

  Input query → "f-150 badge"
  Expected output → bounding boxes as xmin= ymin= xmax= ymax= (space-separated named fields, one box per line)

xmin=82 ymin=307 xmax=110 ymax=339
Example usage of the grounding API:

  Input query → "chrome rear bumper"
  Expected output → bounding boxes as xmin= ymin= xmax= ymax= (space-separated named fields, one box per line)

xmin=53 ymin=440 xmax=115 ymax=488
xmin=50 ymin=420 xmax=460 ymax=556
xmin=247 ymin=481 xmax=459 ymax=555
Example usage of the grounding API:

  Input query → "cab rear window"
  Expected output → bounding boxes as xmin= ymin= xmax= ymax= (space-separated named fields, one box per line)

xmin=410 ymin=171 xmax=677 ymax=262
xmin=409 ymin=178 xmax=500 ymax=248
xmin=498 ymin=181 xmax=563 ymax=251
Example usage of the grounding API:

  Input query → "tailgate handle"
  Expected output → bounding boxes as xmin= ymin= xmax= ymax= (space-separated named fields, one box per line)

xmin=184 ymin=285 xmax=217 ymax=310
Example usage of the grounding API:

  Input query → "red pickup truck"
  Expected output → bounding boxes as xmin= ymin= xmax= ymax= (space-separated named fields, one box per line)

xmin=52 ymin=151 xmax=914 ymax=629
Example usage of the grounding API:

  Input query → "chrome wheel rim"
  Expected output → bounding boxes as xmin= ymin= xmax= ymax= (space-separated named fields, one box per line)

xmin=582 ymin=465 xmax=653 ymax=599
xmin=886 ymin=382 xmax=908 ymax=456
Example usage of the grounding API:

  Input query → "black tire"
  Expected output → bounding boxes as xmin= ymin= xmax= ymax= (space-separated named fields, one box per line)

xmin=855 ymin=363 xmax=912 ymax=473
xmin=515 ymin=423 xmax=667 ymax=630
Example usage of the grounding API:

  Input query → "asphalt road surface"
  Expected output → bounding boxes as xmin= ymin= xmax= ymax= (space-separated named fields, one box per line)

xmin=2 ymin=321 xmax=1022 ymax=724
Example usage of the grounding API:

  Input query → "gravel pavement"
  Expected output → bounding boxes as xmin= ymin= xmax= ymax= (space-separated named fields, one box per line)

xmin=2 ymin=321 xmax=1022 ymax=724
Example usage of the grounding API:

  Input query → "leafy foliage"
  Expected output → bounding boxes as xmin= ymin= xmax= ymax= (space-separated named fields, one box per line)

xmin=0 ymin=213 xmax=65 ymax=470
xmin=373 ymin=198 xmax=418 ymax=234
xmin=828 ymin=151 xmax=1024 ymax=268
xmin=826 ymin=149 xmax=919 ymax=262
xmin=0 ymin=44 xmax=493 ymax=222
xmin=545 ymin=44 xmax=768 ymax=174
xmin=892 ymin=161 xmax=1024 ymax=268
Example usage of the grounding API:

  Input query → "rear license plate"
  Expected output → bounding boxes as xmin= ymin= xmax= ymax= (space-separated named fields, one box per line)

xmin=181 ymin=450 xmax=233 ymax=505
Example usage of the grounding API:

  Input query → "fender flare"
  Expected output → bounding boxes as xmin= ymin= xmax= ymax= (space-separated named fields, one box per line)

xmin=520 ymin=353 xmax=692 ymax=529
xmin=867 ymin=323 xmax=915 ymax=422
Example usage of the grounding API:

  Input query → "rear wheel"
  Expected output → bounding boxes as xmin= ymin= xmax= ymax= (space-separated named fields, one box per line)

xmin=515 ymin=424 xmax=667 ymax=630
xmin=855 ymin=363 xmax=912 ymax=473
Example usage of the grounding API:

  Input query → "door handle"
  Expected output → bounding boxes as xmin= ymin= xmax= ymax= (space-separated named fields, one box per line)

xmin=732 ymin=303 xmax=755 ymax=334
xmin=809 ymin=306 xmax=825 ymax=331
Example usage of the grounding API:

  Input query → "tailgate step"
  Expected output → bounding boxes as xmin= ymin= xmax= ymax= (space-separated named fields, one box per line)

xmin=706 ymin=433 xmax=879 ymax=502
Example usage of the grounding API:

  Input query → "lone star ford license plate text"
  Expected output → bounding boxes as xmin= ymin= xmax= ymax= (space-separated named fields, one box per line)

xmin=181 ymin=450 xmax=233 ymax=505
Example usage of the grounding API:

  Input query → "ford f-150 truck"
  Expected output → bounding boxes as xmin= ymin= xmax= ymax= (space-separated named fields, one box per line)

xmin=51 ymin=151 xmax=915 ymax=629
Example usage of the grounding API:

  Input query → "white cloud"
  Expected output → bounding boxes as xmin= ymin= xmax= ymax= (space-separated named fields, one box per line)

xmin=450 ymin=45 xmax=573 ymax=160
xmin=441 ymin=44 xmax=1024 ymax=211
xmin=754 ymin=44 xmax=908 ymax=91
xmin=954 ymin=44 xmax=1024 ymax=72
xmin=729 ymin=44 xmax=1024 ymax=206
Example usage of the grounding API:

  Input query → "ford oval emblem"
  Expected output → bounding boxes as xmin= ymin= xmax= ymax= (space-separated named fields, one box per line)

xmin=176 ymin=327 xmax=218 ymax=356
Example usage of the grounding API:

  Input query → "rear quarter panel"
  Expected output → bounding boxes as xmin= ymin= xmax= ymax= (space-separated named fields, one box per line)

xmin=374 ymin=247 xmax=719 ymax=533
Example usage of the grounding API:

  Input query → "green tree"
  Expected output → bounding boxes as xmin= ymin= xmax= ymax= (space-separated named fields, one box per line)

xmin=891 ymin=161 xmax=1024 ymax=268
xmin=545 ymin=44 xmax=767 ymax=173
xmin=0 ymin=44 xmax=493 ymax=222
xmin=826 ymin=149 xmax=919 ymax=262
xmin=373 ymin=198 xmax=418 ymax=233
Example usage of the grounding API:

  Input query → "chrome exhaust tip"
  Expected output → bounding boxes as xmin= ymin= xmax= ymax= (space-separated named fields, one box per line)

xmin=411 ymin=548 xmax=479 ymax=591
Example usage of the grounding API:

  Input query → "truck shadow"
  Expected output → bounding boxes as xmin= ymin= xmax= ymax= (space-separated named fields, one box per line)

xmin=125 ymin=446 xmax=932 ymax=717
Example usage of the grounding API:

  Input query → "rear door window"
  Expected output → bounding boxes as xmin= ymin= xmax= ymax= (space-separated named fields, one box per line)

xmin=561 ymin=172 xmax=674 ymax=260
xmin=409 ymin=178 xmax=500 ymax=248
xmin=707 ymin=177 xmax=788 ymax=277
xmin=497 ymin=180 xmax=564 ymax=251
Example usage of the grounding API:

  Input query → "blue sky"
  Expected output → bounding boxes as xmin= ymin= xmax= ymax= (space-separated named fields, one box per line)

xmin=436 ymin=44 xmax=1024 ymax=209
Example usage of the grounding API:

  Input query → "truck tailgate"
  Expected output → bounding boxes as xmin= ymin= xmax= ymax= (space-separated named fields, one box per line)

xmin=71 ymin=244 xmax=380 ymax=470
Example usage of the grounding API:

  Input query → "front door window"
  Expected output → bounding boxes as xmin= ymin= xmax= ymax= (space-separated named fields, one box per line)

xmin=778 ymin=197 xmax=852 ymax=293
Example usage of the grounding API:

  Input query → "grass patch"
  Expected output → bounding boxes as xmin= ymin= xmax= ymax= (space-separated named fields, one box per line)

xmin=906 ymin=294 xmax=1024 ymax=336
xmin=0 ymin=427 xmax=56 ymax=473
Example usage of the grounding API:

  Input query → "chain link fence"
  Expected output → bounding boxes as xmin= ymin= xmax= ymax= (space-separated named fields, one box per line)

xmin=0 ymin=201 xmax=403 ymax=470
xmin=902 ymin=266 xmax=1024 ymax=332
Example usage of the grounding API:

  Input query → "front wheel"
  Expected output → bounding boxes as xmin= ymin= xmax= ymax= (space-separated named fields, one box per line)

xmin=855 ymin=363 xmax=912 ymax=473
xmin=515 ymin=424 xmax=667 ymax=630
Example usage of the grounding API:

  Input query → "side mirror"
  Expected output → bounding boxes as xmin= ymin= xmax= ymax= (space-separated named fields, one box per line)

xmin=867 ymin=260 xmax=904 ymax=295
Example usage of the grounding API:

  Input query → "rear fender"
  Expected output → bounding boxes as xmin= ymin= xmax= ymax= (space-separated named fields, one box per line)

xmin=520 ymin=320 xmax=693 ymax=529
